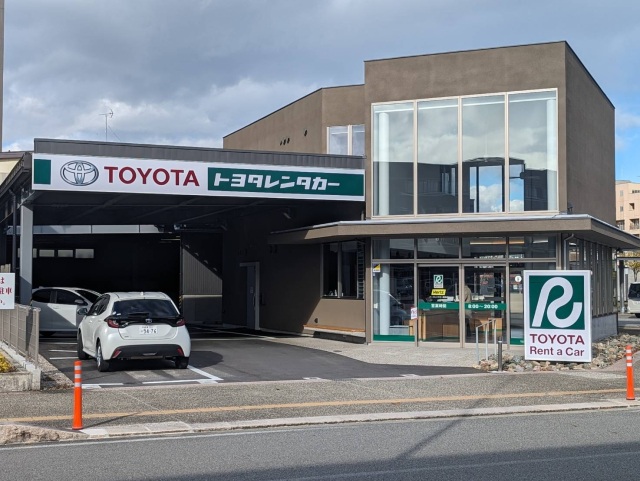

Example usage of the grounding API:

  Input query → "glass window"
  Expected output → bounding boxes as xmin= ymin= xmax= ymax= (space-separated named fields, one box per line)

xmin=340 ymin=241 xmax=359 ymax=298
xmin=373 ymin=102 xmax=415 ymax=216
xmin=417 ymin=238 xmax=459 ymax=259
xmin=372 ymin=264 xmax=414 ymax=339
xmin=508 ymin=236 xmax=557 ymax=258
xmin=32 ymin=289 xmax=52 ymax=303
xmin=112 ymin=299 xmax=180 ymax=317
xmin=54 ymin=289 xmax=83 ymax=305
xmin=323 ymin=241 xmax=364 ymax=298
xmin=57 ymin=249 xmax=74 ymax=258
xmin=373 ymin=238 xmax=415 ymax=260
xmin=462 ymin=95 xmax=505 ymax=213
xmin=75 ymin=249 xmax=94 ymax=259
xmin=417 ymin=99 xmax=459 ymax=214
xmin=323 ymin=243 xmax=339 ymax=297
xmin=77 ymin=289 xmax=100 ymax=303
xmin=352 ymin=124 xmax=365 ymax=156
xmin=509 ymin=91 xmax=558 ymax=212
xmin=328 ymin=126 xmax=348 ymax=155
xmin=462 ymin=237 xmax=506 ymax=259
xmin=39 ymin=249 xmax=55 ymax=258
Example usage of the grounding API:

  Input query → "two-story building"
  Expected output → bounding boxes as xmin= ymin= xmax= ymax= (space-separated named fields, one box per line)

xmin=223 ymin=41 xmax=640 ymax=345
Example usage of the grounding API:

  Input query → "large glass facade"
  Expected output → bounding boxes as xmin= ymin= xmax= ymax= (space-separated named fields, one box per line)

xmin=373 ymin=103 xmax=414 ymax=216
xmin=372 ymin=236 xmax=561 ymax=344
xmin=372 ymin=90 xmax=558 ymax=217
xmin=417 ymin=99 xmax=459 ymax=214
xmin=462 ymin=96 xmax=505 ymax=213
xmin=509 ymin=91 xmax=558 ymax=211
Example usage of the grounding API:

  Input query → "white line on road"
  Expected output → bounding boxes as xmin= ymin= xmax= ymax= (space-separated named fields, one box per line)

xmin=83 ymin=383 xmax=125 ymax=389
xmin=48 ymin=350 xmax=76 ymax=352
xmin=50 ymin=357 xmax=78 ymax=360
xmin=142 ymin=380 xmax=200 ymax=385
xmin=187 ymin=365 xmax=223 ymax=381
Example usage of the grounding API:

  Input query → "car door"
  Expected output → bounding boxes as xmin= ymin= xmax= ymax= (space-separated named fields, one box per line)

xmin=31 ymin=289 xmax=55 ymax=331
xmin=51 ymin=289 xmax=86 ymax=331
xmin=82 ymin=295 xmax=109 ymax=354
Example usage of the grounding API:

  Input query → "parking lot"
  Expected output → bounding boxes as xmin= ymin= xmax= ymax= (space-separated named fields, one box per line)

xmin=39 ymin=326 xmax=480 ymax=389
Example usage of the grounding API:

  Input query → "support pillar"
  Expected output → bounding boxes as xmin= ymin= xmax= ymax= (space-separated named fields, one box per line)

xmin=19 ymin=202 xmax=33 ymax=305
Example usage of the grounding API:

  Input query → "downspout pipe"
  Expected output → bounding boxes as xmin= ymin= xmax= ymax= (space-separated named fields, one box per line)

xmin=10 ymin=189 xmax=17 ymax=273
xmin=563 ymin=234 xmax=576 ymax=269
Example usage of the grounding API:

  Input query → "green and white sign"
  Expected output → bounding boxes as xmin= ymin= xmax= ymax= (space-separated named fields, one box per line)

xmin=32 ymin=154 xmax=364 ymax=201
xmin=524 ymin=270 xmax=591 ymax=362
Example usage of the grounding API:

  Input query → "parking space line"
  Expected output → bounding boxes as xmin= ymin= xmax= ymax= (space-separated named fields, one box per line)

xmin=50 ymin=357 xmax=78 ymax=360
xmin=142 ymin=380 xmax=201 ymax=385
xmin=48 ymin=350 xmax=76 ymax=352
xmin=187 ymin=365 xmax=224 ymax=381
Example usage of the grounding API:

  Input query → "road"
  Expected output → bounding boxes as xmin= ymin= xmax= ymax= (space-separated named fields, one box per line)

xmin=2 ymin=408 xmax=640 ymax=480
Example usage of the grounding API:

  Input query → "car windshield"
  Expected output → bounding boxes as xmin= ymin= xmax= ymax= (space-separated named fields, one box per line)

xmin=112 ymin=299 xmax=179 ymax=318
xmin=77 ymin=289 xmax=100 ymax=303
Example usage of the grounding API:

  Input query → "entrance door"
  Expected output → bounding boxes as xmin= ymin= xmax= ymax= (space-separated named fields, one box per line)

xmin=241 ymin=262 xmax=260 ymax=330
xmin=463 ymin=265 xmax=506 ymax=343
xmin=418 ymin=266 xmax=460 ymax=342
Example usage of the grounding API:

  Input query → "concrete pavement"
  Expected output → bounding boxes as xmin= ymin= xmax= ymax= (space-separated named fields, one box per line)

xmin=2 ymin=333 xmax=640 ymax=443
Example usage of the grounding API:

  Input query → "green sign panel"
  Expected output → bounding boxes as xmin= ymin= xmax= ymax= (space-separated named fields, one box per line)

xmin=207 ymin=167 xmax=364 ymax=199
xmin=418 ymin=301 xmax=506 ymax=311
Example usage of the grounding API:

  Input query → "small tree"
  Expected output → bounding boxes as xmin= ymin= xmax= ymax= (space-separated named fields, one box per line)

xmin=623 ymin=250 xmax=640 ymax=281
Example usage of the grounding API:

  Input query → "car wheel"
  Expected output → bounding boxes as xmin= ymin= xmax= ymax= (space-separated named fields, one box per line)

xmin=77 ymin=331 xmax=89 ymax=360
xmin=96 ymin=342 xmax=110 ymax=372
xmin=175 ymin=356 xmax=189 ymax=369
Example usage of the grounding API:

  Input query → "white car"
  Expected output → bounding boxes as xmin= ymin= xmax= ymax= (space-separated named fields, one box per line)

xmin=77 ymin=292 xmax=191 ymax=372
xmin=31 ymin=287 xmax=101 ymax=335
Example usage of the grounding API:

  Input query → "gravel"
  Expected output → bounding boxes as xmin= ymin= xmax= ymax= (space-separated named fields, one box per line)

xmin=474 ymin=333 xmax=640 ymax=372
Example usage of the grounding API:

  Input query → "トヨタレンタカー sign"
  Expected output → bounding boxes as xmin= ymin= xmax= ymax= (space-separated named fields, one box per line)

xmin=31 ymin=154 xmax=364 ymax=201
xmin=524 ymin=270 xmax=591 ymax=362
xmin=0 ymin=274 xmax=15 ymax=309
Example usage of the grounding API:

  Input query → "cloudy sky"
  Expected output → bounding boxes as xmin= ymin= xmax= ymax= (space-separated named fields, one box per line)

xmin=3 ymin=0 xmax=639 ymax=179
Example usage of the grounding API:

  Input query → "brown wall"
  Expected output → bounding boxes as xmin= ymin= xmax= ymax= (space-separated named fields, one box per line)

xmin=221 ymin=201 xmax=363 ymax=333
xmin=565 ymin=48 xmax=616 ymax=224
xmin=363 ymin=43 xmax=569 ymax=218
xmin=223 ymin=85 xmax=364 ymax=154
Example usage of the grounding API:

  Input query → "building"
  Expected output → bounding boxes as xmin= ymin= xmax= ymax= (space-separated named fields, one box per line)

xmin=1 ymin=42 xmax=639 ymax=350
xmin=224 ymin=41 xmax=640 ymax=345
xmin=616 ymin=180 xmax=640 ymax=237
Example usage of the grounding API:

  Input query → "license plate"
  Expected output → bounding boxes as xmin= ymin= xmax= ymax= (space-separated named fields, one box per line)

xmin=139 ymin=326 xmax=158 ymax=335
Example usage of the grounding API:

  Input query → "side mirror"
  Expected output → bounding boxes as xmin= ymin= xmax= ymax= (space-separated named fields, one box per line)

xmin=77 ymin=307 xmax=89 ymax=316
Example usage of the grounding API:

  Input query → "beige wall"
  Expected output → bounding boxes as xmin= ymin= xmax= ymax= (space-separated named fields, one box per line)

xmin=616 ymin=180 xmax=640 ymax=237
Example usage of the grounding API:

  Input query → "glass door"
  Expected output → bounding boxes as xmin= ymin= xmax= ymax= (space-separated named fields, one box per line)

xmin=418 ymin=266 xmax=460 ymax=342
xmin=463 ymin=266 xmax=506 ymax=343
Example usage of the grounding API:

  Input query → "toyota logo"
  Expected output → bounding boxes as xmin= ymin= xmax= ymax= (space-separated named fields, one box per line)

xmin=60 ymin=161 xmax=99 ymax=186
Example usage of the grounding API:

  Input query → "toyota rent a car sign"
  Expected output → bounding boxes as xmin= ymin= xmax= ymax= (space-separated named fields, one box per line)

xmin=524 ymin=270 xmax=592 ymax=363
xmin=32 ymin=154 xmax=365 ymax=201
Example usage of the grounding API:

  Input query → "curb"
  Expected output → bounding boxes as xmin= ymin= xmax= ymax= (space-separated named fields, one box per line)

xmin=80 ymin=399 xmax=640 ymax=439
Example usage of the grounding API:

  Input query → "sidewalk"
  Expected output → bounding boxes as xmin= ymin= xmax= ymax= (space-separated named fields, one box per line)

xmin=1 ymin=335 xmax=639 ymax=444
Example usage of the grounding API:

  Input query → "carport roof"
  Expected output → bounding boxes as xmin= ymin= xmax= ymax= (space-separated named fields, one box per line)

xmin=268 ymin=214 xmax=640 ymax=250
xmin=0 ymin=139 xmax=365 ymax=228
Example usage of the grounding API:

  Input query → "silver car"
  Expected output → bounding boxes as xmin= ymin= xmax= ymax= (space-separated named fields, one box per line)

xmin=31 ymin=287 xmax=101 ymax=336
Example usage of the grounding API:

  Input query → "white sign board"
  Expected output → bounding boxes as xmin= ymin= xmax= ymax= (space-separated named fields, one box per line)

xmin=0 ymin=273 xmax=15 ymax=309
xmin=524 ymin=270 xmax=591 ymax=363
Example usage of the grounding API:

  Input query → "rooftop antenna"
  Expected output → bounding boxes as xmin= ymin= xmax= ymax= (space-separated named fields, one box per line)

xmin=99 ymin=109 xmax=114 ymax=141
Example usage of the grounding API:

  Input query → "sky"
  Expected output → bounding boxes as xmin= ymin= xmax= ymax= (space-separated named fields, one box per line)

xmin=2 ymin=0 xmax=639 ymax=180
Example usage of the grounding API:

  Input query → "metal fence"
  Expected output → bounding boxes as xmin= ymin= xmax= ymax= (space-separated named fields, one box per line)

xmin=0 ymin=305 xmax=40 ymax=367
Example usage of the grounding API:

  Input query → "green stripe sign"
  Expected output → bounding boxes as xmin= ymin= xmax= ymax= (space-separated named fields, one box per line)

xmin=31 ymin=154 xmax=365 ymax=201
xmin=207 ymin=167 xmax=364 ymax=197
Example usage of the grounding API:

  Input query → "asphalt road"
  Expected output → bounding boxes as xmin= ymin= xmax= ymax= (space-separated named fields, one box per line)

xmin=3 ymin=409 xmax=640 ymax=480
xmin=39 ymin=326 xmax=478 ymax=388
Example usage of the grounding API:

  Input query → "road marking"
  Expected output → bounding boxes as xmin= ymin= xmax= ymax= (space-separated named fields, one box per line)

xmin=303 ymin=377 xmax=323 ymax=380
xmin=4 ymin=387 xmax=633 ymax=423
xmin=83 ymin=383 xmax=124 ymax=389
xmin=142 ymin=380 xmax=201 ymax=385
xmin=48 ymin=350 xmax=76 ymax=353
xmin=50 ymin=357 xmax=78 ymax=360
xmin=187 ymin=365 xmax=223 ymax=381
